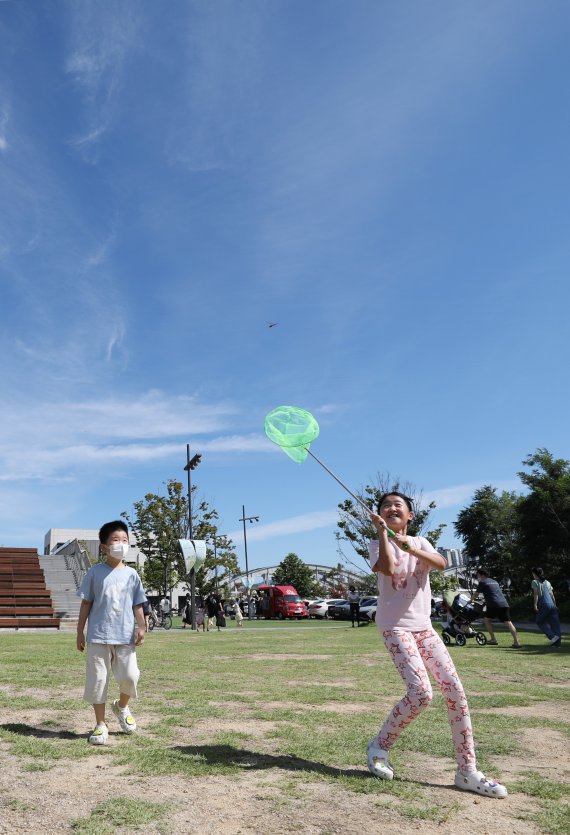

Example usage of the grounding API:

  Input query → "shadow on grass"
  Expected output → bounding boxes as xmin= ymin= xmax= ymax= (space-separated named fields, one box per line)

xmin=495 ymin=643 xmax=569 ymax=656
xmin=174 ymin=743 xmax=365 ymax=777
xmin=172 ymin=743 xmax=444 ymax=790
xmin=0 ymin=722 xmax=85 ymax=740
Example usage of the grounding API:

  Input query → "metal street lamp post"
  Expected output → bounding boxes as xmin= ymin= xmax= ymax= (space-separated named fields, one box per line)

xmin=212 ymin=535 xmax=219 ymax=595
xmin=184 ymin=444 xmax=202 ymax=630
xmin=239 ymin=505 xmax=259 ymax=620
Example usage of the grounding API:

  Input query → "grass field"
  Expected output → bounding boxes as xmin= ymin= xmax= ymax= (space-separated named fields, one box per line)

xmin=0 ymin=620 xmax=568 ymax=834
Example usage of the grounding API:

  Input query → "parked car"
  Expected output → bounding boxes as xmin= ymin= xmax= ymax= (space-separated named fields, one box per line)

xmin=362 ymin=605 xmax=377 ymax=622
xmin=358 ymin=597 xmax=378 ymax=621
xmin=303 ymin=599 xmax=321 ymax=610
xmin=327 ymin=599 xmax=348 ymax=619
xmin=308 ymin=598 xmax=346 ymax=619
xmin=431 ymin=597 xmax=447 ymax=618
xmin=331 ymin=600 xmax=350 ymax=619
xmin=333 ymin=596 xmax=378 ymax=621
xmin=359 ymin=596 xmax=378 ymax=609
xmin=257 ymin=585 xmax=308 ymax=619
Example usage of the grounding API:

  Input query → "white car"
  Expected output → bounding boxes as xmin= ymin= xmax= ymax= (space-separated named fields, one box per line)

xmin=359 ymin=597 xmax=378 ymax=622
xmin=308 ymin=598 xmax=346 ymax=619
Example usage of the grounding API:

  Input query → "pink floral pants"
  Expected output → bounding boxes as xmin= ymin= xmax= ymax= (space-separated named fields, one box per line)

xmin=376 ymin=627 xmax=476 ymax=772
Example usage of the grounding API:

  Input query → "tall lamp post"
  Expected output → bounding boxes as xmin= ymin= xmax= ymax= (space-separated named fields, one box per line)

xmin=184 ymin=444 xmax=202 ymax=630
xmin=239 ymin=505 xmax=259 ymax=619
xmin=212 ymin=535 xmax=219 ymax=595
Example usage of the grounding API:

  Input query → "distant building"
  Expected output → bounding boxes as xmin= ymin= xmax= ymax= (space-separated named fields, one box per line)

xmin=440 ymin=548 xmax=467 ymax=569
xmin=44 ymin=527 xmax=143 ymax=566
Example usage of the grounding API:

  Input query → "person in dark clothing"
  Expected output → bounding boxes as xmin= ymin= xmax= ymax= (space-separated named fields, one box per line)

xmin=473 ymin=570 xmax=521 ymax=648
xmin=347 ymin=585 xmax=360 ymax=627
xmin=531 ymin=567 xmax=562 ymax=647
xmin=205 ymin=593 xmax=220 ymax=632
xmin=182 ymin=593 xmax=192 ymax=628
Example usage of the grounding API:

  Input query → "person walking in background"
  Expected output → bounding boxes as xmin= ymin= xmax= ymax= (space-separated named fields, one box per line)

xmin=215 ymin=598 xmax=226 ymax=631
xmin=205 ymin=593 xmax=219 ymax=631
xmin=473 ymin=569 xmax=521 ymax=648
xmin=249 ymin=595 xmax=257 ymax=619
xmin=141 ymin=597 xmax=151 ymax=632
xmin=233 ymin=599 xmax=244 ymax=627
xmin=196 ymin=598 xmax=206 ymax=631
xmin=181 ymin=593 xmax=191 ymax=628
xmin=348 ymin=585 xmax=360 ymax=627
xmin=531 ymin=567 xmax=562 ymax=647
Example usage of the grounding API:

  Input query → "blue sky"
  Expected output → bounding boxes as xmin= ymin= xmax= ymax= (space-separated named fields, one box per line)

xmin=1 ymin=1 xmax=569 ymax=575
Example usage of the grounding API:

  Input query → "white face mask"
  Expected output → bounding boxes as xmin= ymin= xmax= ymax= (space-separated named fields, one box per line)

xmin=109 ymin=542 xmax=129 ymax=559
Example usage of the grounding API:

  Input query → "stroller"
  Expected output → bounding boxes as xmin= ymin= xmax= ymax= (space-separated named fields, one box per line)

xmin=441 ymin=591 xmax=487 ymax=647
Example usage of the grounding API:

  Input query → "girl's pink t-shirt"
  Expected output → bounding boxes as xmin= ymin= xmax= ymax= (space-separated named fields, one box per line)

xmin=368 ymin=537 xmax=445 ymax=632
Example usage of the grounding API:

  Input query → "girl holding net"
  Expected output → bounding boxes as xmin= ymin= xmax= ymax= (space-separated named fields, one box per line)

xmin=367 ymin=492 xmax=507 ymax=798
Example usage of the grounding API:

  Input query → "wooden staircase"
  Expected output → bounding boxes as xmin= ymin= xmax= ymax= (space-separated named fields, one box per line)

xmin=0 ymin=547 xmax=60 ymax=629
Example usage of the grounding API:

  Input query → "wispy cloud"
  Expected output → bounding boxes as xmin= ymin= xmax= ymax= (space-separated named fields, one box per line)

xmin=201 ymin=435 xmax=275 ymax=454
xmin=163 ymin=1 xmax=268 ymax=172
xmin=0 ymin=391 xmax=279 ymax=482
xmin=64 ymin=0 xmax=140 ymax=155
xmin=228 ymin=510 xmax=338 ymax=544
xmin=425 ymin=479 xmax=522 ymax=511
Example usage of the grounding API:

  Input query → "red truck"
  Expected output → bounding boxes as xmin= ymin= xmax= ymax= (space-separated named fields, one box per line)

xmin=257 ymin=585 xmax=309 ymax=619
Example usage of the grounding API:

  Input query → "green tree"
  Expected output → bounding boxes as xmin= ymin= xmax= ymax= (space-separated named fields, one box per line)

xmin=336 ymin=473 xmax=446 ymax=572
xmin=122 ymin=479 xmax=238 ymax=598
xmin=271 ymin=553 xmax=320 ymax=598
xmin=517 ymin=449 xmax=570 ymax=594
xmin=453 ymin=485 xmax=522 ymax=585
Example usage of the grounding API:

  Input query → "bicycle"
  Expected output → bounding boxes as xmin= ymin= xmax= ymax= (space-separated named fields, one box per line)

xmin=148 ymin=608 xmax=172 ymax=631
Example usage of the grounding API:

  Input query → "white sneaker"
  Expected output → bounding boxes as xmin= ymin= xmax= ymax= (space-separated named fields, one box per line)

xmin=367 ymin=739 xmax=394 ymax=780
xmin=454 ymin=769 xmax=507 ymax=798
xmin=88 ymin=723 xmax=108 ymax=745
xmin=112 ymin=700 xmax=137 ymax=734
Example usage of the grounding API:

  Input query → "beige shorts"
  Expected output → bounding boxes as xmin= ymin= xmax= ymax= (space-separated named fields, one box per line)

xmin=84 ymin=643 xmax=140 ymax=704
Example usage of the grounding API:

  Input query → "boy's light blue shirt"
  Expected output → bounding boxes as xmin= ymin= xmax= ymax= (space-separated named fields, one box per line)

xmin=78 ymin=563 xmax=146 ymax=645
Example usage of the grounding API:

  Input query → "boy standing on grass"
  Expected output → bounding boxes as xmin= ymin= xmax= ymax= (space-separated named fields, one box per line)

xmin=76 ymin=520 xmax=147 ymax=745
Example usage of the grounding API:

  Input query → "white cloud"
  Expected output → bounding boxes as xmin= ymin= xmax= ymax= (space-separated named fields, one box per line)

xmin=424 ymin=479 xmax=522 ymax=510
xmin=227 ymin=510 xmax=338 ymax=544
xmin=0 ymin=391 xmax=278 ymax=481
xmin=64 ymin=0 xmax=140 ymax=154
xmin=201 ymin=434 xmax=275 ymax=454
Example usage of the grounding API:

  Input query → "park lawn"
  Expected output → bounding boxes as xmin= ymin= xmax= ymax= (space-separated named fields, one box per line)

xmin=0 ymin=621 xmax=568 ymax=833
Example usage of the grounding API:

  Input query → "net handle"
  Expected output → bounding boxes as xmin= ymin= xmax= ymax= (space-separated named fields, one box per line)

xmin=304 ymin=448 xmax=403 ymax=544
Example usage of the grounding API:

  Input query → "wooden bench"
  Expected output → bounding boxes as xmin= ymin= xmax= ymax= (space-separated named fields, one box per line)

xmin=0 ymin=585 xmax=48 ymax=592
xmin=0 ymin=618 xmax=60 ymax=628
xmin=0 ymin=597 xmax=53 ymax=606
xmin=0 ymin=548 xmax=59 ymax=628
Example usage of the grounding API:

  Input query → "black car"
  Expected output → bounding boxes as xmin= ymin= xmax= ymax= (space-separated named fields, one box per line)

xmin=327 ymin=600 xmax=348 ymax=619
xmin=332 ymin=597 xmax=378 ymax=620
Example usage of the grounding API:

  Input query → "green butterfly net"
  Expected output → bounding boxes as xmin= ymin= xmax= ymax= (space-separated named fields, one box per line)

xmin=264 ymin=405 xmax=405 ymax=547
xmin=264 ymin=405 xmax=320 ymax=463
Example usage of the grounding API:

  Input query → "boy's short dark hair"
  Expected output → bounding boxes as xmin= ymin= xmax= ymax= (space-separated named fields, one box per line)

xmin=477 ymin=568 xmax=489 ymax=578
xmin=377 ymin=491 xmax=414 ymax=513
xmin=99 ymin=519 xmax=129 ymax=544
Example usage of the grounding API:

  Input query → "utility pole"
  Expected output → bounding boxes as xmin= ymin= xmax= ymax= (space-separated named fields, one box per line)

xmin=239 ymin=505 xmax=259 ymax=619
xmin=184 ymin=444 xmax=202 ymax=630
